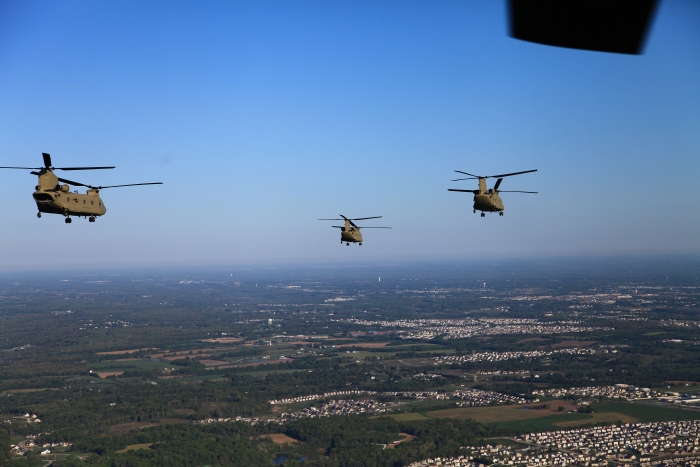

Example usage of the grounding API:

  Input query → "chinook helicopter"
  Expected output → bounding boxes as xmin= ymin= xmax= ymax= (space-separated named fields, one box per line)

xmin=319 ymin=215 xmax=391 ymax=246
xmin=1 ymin=153 xmax=162 ymax=223
xmin=448 ymin=169 xmax=537 ymax=217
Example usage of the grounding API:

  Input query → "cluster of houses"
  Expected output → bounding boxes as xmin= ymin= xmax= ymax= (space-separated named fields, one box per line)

xmin=532 ymin=385 xmax=700 ymax=407
xmin=10 ymin=434 xmax=71 ymax=457
xmin=270 ymin=389 xmax=528 ymax=408
xmin=197 ymin=415 xmax=269 ymax=426
xmin=434 ymin=348 xmax=598 ymax=364
xmin=518 ymin=421 xmax=700 ymax=458
xmin=198 ymin=399 xmax=390 ymax=426
xmin=269 ymin=390 xmax=375 ymax=405
xmin=532 ymin=384 xmax=655 ymax=400
xmin=406 ymin=447 xmax=599 ymax=467
xmin=278 ymin=399 xmax=389 ymax=421
xmin=7 ymin=413 xmax=42 ymax=424
xmin=341 ymin=317 xmax=612 ymax=340
xmin=438 ymin=389 xmax=528 ymax=406
xmin=407 ymin=421 xmax=700 ymax=466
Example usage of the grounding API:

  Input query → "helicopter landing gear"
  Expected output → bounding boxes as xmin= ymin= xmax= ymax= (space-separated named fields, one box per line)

xmin=473 ymin=209 xmax=476 ymax=214
xmin=480 ymin=213 xmax=485 ymax=218
xmin=37 ymin=212 xmax=41 ymax=218
xmin=346 ymin=242 xmax=350 ymax=246
xmin=359 ymin=243 xmax=362 ymax=246
xmin=499 ymin=212 xmax=503 ymax=217
xmin=89 ymin=216 xmax=95 ymax=223
xmin=65 ymin=217 xmax=72 ymax=224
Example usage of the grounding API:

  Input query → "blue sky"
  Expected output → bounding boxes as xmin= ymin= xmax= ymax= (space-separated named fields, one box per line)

xmin=0 ymin=0 xmax=698 ymax=270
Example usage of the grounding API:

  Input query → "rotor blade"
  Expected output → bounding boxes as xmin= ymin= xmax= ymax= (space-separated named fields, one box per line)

xmin=451 ymin=177 xmax=479 ymax=181
xmin=95 ymin=182 xmax=163 ymax=189
xmin=490 ymin=169 xmax=537 ymax=178
xmin=493 ymin=178 xmax=503 ymax=191
xmin=0 ymin=166 xmax=43 ymax=170
xmin=55 ymin=166 xmax=116 ymax=171
xmin=448 ymin=189 xmax=478 ymax=193
xmin=498 ymin=190 xmax=538 ymax=193
xmin=454 ymin=170 xmax=480 ymax=177
xmin=340 ymin=215 xmax=358 ymax=228
xmin=56 ymin=177 xmax=93 ymax=188
xmin=356 ymin=227 xmax=392 ymax=229
xmin=351 ymin=216 xmax=382 ymax=221
xmin=42 ymin=153 xmax=51 ymax=168
xmin=331 ymin=226 xmax=344 ymax=228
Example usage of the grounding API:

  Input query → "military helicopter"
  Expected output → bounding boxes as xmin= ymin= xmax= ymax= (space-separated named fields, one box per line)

xmin=448 ymin=169 xmax=537 ymax=217
xmin=0 ymin=153 xmax=162 ymax=223
xmin=319 ymin=215 xmax=391 ymax=246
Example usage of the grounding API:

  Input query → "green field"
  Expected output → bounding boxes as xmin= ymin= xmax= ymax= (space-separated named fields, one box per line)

xmin=178 ymin=374 xmax=227 ymax=382
xmin=594 ymin=401 xmax=700 ymax=422
xmin=116 ymin=443 xmax=153 ymax=453
xmin=487 ymin=401 xmax=700 ymax=433
xmin=339 ymin=351 xmax=397 ymax=359
xmin=401 ymin=399 xmax=458 ymax=411
xmin=238 ymin=368 xmax=306 ymax=377
xmin=384 ymin=412 xmax=430 ymax=421
xmin=490 ymin=413 xmax=592 ymax=432
xmin=91 ymin=360 xmax=171 ymax=371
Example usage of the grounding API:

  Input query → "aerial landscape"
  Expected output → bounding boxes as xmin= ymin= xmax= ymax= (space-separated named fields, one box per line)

xmin=1 ymin=0 xmax=699 ymax=466
xmin=1 ymin=260 xmax=700 ymax=466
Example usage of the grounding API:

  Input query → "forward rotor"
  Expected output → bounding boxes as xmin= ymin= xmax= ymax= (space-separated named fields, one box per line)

xmin=0 ymin=153 xmax=115 ymax=172
xmin=319 ymin=215 xmax=387 ymax=229
xmin=452 ymin=169 xmax=536 ymax=182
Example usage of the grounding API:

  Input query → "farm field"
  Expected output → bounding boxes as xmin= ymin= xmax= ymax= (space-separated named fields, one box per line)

xmin=91 ymin=359 xmax=172 ymax=371
xmin=486 ymin=401 xmax=700 ymax=432
xmin=116 ymin=443 xmax=153 ymax=453
xmin=338 ymin=342 xmax=390 ymax=348
xmin=425 ymin=400 xmax=578 ymax=424
xmin=594 ymin=401 xmax=700 ymax=422
xmin=554 ymin=412 xmax=638 ymax=427
xmin=382 ymin=357 xmax=438 ymax=367
xmin=383 ymin=413 xmax=430 ymax=421
xmin=262 ymin=434 xmax=299 ymax=444
xmin=338 ymin=350 xmax=396 ymax=360
xmin=490 ymin=413 xmax=593 ymax=432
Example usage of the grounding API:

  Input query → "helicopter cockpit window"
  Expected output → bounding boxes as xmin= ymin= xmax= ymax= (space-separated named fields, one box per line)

xmin=32 ymin=193 xmax=53 ymax=202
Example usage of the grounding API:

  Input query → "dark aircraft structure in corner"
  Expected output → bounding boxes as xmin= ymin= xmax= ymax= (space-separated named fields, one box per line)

xmin=508 ymin=0 xmax=659 ymax=55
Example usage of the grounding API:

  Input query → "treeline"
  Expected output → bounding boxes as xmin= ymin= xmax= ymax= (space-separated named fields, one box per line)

xmin=52 ymin=423 xmax=272 ymax=467
xmin=43 ymin=417 xmax=507 ymax=467
xmin=0 ymin=427 xmax=9 ymax=464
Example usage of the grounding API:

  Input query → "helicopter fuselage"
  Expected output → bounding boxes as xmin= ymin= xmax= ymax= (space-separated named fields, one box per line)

xmin=474 ymin=191 xmax=504 ymax=212
xmin=33 ymin=171 xmax=107 ymax=218
xmin=340 ymin=223 xmax=363 ymax=244
xmin=34 ymin=189 xmax=106 ymax=217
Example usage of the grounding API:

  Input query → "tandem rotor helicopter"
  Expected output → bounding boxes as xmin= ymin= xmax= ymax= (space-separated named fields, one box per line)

xmin=448 ymin=169 xmax=538 ymax=217
xmin=319 ymin=215 xmax=391 ymax=246
xmin=1 ymin=153 xmax=162 ymax=223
